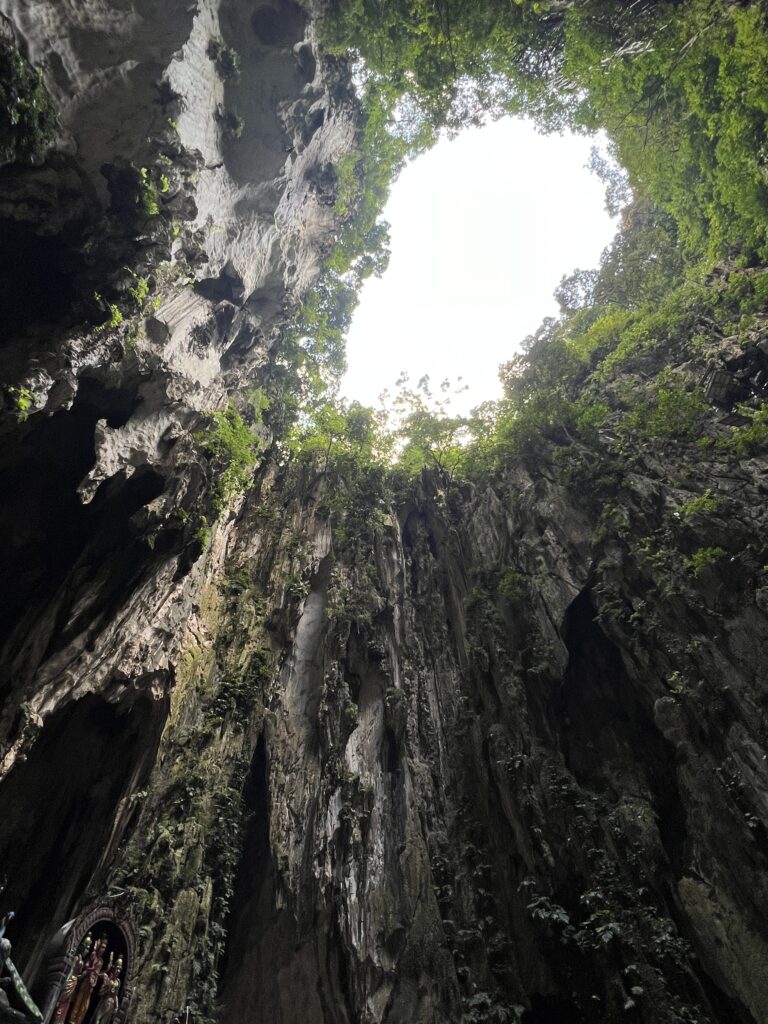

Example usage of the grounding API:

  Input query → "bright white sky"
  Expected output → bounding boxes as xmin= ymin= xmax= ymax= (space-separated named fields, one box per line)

xmin=341 ymin=117 xmax=618 ymax=416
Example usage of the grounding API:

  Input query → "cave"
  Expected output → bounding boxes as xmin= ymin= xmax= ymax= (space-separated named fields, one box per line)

xmin=251 ymin=3 xmax=306 ymax=47
xmin=1 ymin=1 xmax=768 ymax=1022
xmin=0 ymin=219 xmax=84 ymax=341
xmin=0 ymin=379 xmax=151 ymax=640
xmin=384 ymin=727 xmax=399 ymax=774
xmin=0 ymin=693 xmax=167 ymax=984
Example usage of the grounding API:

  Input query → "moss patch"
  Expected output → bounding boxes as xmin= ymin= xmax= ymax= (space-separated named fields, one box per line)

xmin=0 ymin=39 xmax=56 ymax=165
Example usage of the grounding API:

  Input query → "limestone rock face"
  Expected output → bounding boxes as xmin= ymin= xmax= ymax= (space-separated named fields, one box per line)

xmin=0 ymin=0 xmax=355 ymax=994
xmin=1 ymin=3 xmax=768 ymax=1024
xmin=85 ymin=422 xmax=768 ymax=1024
xmin=0 ymin=0 xmax=354 ymax=746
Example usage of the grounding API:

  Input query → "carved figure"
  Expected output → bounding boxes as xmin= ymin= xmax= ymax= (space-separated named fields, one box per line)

xmin=53 ymin=958 xmax=82 ymax=1024
xmin=67 ymin=936 xmax=106 ymax=1024
xmin=54 ymin=934 xmax=91 ymax=1024
xmin=96 ymin=953 xmax=113 ymax=992
xmin=91 ymin=958 xmax=121 ymax=1024
xmin=90 ymin=974 xmax=119 ymax=1024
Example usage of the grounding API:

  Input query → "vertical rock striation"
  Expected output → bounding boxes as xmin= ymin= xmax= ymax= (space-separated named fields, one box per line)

xmin=0 ymin=0 xmax=354 ymax=773
xmin=97 ymin=391 xmax=768 ymax=1023
xmin=0 ymin=0 xmax=356 ymax=994
xmin=0 ymin=3 xmax=767 ymax=1024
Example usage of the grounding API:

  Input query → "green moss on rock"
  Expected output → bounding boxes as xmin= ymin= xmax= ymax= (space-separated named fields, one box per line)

xmin=0 ymin=38 xmax=56 ymax=166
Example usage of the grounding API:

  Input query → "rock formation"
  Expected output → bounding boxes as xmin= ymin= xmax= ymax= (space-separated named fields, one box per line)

xmin=0 ymin=2 xmax=767 ymax=1023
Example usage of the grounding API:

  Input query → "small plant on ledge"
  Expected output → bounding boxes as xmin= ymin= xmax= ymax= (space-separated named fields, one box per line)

xmin=207 ymin=38 xmax=240 ymax=81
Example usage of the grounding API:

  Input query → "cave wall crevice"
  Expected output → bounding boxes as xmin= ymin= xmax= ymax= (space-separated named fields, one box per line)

xmin=0 ymin=2 xmax=767 ymax=1023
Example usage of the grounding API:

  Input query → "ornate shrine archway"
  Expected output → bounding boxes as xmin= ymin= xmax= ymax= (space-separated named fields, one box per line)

xmin=39 ymin=907 xmax=137 ymax=1024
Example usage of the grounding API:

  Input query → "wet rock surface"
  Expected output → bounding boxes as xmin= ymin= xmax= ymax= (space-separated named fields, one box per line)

xmin=0 ymin=0 xmax=354 ymax=732
xmin=87 ymin=424 xmax=767 ymax=1024
xmin=0 ymin=3 xmax=767 ymax=1024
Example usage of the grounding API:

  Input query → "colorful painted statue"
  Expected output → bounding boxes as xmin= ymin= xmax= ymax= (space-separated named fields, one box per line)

xmin=55 ymin=934 xmax=91 ymax=1024
xmin=67 ymin=935 xmax=106 ymax=1024
xmin=91 ymin=957 xmax=122 ymax=1024
xmin=53 ymin=970 xmax=79 ymax=1024
xmin=92 ymin=976 xmax=120 ymax=1024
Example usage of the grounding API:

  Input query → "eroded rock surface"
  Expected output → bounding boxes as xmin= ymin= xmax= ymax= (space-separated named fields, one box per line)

xmin=0 ymin=3 xmax=767 ymax=1024
xmin=0 ymin=0 xmax=355 ymax=743
xmin=92 ymin=410 xmax=768 ymax=1024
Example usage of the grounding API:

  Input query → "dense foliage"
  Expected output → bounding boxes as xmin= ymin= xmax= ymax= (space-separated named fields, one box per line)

xmin=323 ymin=0 xmax=768 ymax=261
xmin=289 ymin=0 xmax=768 ymax=492
xmin=195 ymin=393 xmax=268 ymax=511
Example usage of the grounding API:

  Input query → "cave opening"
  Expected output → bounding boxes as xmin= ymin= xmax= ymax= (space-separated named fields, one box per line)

xmin=384 ymin=726 xmax=399 ymax=774
xmin=0 ymin=693 xmax=166 ymax=985
xmin=0 ymin=219 xmax=85 ymax=342
xmin=0 ymin=379 xmax=148 ymax=637
xmin=560 ymin=588 xmax=688 ymax=871
xmin=341 ymin=118 xmax=617 ymax=417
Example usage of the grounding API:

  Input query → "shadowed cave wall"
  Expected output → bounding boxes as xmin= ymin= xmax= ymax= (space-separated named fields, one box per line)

xmin=0 ymin=1 xmax=767 ymax=1023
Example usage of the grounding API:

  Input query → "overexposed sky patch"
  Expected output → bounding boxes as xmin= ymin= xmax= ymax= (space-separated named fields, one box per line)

xmin=341 ymin=117 xmax=617 ymax=415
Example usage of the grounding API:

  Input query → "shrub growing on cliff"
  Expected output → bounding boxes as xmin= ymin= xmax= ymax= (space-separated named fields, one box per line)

xmin=0 ymin=40 xmax=56 ymax=166
xmin=619 ymin=371 xmax=708 ymax=442
xmin=196 ymin=394 xmax=268 ymax=511
xmin=675 ymin=489 xmax=724 ymax=523
xmin=137 ymin=167 xmax=160 ymax=215
xmin=207 ymin=38 xmax=240 ymax=80
xmin=5 ymin=385 xmax=34 ymax=422
xmin=497 ymin=568 xmax=527 ymax=601
xmin=718 ymin=404 xmax=768 ymax=457
xmin=685 ymin=546 xmax=727 ymax=578
xmin=93 ymin=293 xmax=124 ymax=334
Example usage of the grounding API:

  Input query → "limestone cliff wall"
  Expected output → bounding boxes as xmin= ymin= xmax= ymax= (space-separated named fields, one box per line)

xmin=0 ymin=3 xmax=767 ymax=1024
xmin=0 ymin=0 xmax=355 ymax=995
xmin=0 ymin=0 xmax=353 ymax=765
xmin=95 ymin=411 xmax=767 ymax=1024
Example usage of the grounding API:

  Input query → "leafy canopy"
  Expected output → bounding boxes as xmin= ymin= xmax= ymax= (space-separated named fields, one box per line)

xmin=285 ymin=1 xmax=768 ymax=492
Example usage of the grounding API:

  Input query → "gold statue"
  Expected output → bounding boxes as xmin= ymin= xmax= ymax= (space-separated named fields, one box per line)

xmin=67 ymin=935 xmax=106 ymax=1024
xmin=54 ymin=935 xmax=91 ymax=1024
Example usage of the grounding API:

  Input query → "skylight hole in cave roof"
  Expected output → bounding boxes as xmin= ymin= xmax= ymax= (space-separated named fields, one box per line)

xmin=341 ymin=117 xmax=620 ymax=417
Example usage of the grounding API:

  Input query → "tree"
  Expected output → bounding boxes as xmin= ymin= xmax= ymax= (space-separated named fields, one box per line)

xmin=593 ymin=196 xmax=684 ymax=309
xmin=588 ymin=144 xmax=632 ymax=218
xmin=387 ymin=374 xmax=471 ymax=481
xmin=323 ymin=0 xmax=768 ymax=262
xmin=555 ymin=268 xmax=599 ymax=315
